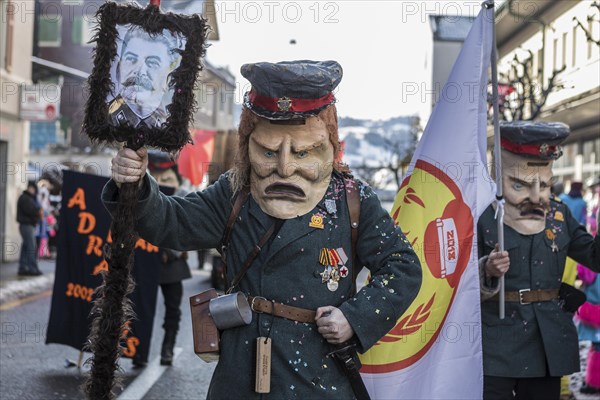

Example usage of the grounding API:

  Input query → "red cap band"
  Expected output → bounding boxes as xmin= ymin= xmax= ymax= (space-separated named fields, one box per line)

xmin=248 ymin=90 xmax=334 ymax=114
xmin=501 ymin=138 xmax=558 ymax=157
xmin=150 ymin=161 xmax=176 ymax=170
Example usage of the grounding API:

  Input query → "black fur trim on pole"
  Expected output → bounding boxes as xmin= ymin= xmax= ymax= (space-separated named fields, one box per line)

xmin=83 ymin=182 xmax=138 ymax=400
xmin=81 ymin=3 xmax=207 ymax=399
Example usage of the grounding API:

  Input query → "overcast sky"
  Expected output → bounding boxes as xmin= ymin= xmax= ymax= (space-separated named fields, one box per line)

xmin=204 ymin=1 xmax=492 ymax=121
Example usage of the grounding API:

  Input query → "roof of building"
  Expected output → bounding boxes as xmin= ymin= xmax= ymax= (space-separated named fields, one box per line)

xmin=204 ymin=60 xmax=236 ymax=87
xmin=429 ymin=15 xmax=476 ymax=42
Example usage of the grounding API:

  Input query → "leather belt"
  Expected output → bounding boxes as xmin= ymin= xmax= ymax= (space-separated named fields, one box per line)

xmin=491 ymin=288 xmax=559 ymax=304
xmin=248 ymin=296 xmax=316 ymax=324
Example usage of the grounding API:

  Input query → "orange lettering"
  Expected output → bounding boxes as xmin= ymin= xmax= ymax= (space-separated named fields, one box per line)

xmin=145 ymin=243 xmax=158 ymax=253
xmin=92 ymin=259 xmax=109 ymax=275
xmin=122 ymin=336 xmax=140 ymax=357
xmin=86 ymin=235 xmax=103 ymax=257
xmin=135 ymin=239 xmax=146 ymax=251
xmin=77 ymin=212 xmax=96 ymax=234
xmin=134 ymin=239 xmax=159 ymax=253
xmin=67 ymin=188 xmax=86 ymax=210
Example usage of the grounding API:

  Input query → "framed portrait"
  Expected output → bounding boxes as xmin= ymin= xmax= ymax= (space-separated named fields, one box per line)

xmin=83 ymin=2 xmax=207 ymax=151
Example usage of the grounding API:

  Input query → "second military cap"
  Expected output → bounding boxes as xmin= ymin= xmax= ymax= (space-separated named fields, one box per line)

xmin=241 ymin=60 xmax=343 ymax=120
xmin=147 ymin=149 xmax=177 ymax=172
xmin=500 ymin=121 xmax=570 ymax=160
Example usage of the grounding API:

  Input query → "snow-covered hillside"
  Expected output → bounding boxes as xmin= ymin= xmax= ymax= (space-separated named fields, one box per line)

xmin=338 ymin=115 xmax=419 ymax=199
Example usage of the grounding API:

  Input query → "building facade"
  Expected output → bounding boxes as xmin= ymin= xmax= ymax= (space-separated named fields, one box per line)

xmin=429 ymin=15 xmax=476 ymax=114
xmin=496 ymin=0 xmax=600 ymax=186
xmin=1 ymin=0 xmax=35 ymax=263
xmin=33 ymin=0 xmax=227 ymax=151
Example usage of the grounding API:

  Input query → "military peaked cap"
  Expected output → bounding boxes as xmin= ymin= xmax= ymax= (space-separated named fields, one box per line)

xmin=147 ymin=150 xmax=177 ymax=172
xmin=241 ymin=60 xmax=342 ymax=120
xmin=500 ymin=121 xmax=570 ymax=160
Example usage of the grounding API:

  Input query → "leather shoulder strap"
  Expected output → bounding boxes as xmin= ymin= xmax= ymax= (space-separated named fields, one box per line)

xmin=344 ymin=178 xmax=361 ymax=288
xmin=227 ymin=220 xmax=281 ymax=293
xmin=216 ymin=187 xmax=250 ymax=290
xmin=220 ymin=186 xmax=250 ymax=260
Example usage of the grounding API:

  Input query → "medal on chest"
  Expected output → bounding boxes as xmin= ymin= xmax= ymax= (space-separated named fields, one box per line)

xmin=319 ymin=248 xmax=349 ymax=292
xmin=545 ymin=228 xmax=558 ymax=253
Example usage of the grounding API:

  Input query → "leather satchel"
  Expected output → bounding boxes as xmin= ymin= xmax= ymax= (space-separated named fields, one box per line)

xmin=189 ymin=288 xmax=220 ymax=362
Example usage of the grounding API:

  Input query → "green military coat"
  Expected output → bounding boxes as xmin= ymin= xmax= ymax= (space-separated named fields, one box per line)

xmin=478 ymin=199 xmax=600 ymax=378
xmin=103 ymin=172 xmax=422 ymax=399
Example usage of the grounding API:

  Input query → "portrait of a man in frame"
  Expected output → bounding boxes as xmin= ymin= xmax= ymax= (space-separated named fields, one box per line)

xmin=107 ymin=24 xmax=186 ymax=129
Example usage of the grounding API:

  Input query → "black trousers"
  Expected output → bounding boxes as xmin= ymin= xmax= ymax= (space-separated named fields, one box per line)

xmin=483 ymin=375 xmax=561 ymax=400
xmin=160 ymin=282 xmax=183 ymax=332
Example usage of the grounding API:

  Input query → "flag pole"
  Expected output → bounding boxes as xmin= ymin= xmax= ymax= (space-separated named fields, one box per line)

xmin=489 ymin=1 xmax=506 ymax=319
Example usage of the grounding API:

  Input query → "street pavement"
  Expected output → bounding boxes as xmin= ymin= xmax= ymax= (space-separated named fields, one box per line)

xmin=1 ymin=254 xmax=217 ymax=400
xmin=1 ymin=255 xmax=599 ymax=399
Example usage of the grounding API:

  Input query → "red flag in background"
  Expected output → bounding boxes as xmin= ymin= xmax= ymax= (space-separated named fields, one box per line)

xmin=178 ymin=129 xmax=216 ymax=185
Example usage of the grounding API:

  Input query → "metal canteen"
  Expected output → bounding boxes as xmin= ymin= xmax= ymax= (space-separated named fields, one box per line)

xmin=208 ymin=292 xmax=253 ymax=330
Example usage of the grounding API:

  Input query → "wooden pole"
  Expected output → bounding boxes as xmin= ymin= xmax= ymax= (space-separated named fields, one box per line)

xmin=488 ymin=0 xmax=506 ymax=319
xmin=77 ymin=351 xmax=84 ymax=369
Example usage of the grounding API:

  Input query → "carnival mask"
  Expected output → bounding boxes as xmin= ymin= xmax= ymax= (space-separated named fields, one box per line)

xmin=501 ymin=150 xmax=554 ymax=235
xmin=249 ymin=116 xmax=334 ymax=219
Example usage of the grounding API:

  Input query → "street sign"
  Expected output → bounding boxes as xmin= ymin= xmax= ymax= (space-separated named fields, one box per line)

xmin=19 ymin=84 xmax=61 ymax=121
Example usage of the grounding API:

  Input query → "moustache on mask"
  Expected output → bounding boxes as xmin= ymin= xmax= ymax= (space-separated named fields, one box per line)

xmin=517 ymin=200 xmax=549 ymax=218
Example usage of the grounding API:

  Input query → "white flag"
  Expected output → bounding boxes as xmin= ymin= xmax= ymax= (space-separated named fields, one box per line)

xmin=359 ymin=4 xmax=496 ymax=399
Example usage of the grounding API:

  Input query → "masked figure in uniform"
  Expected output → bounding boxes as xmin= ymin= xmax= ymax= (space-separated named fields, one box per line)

xmin=478 ymin=121 xmax=600 ymax=400
xmin=104 ymin=60 xmax=422 ymax=399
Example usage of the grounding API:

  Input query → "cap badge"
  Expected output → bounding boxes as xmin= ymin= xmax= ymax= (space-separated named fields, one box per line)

xmin=277 ymin=97 xmax=292 ymax=112
xmin=539 ymin=143 xmax=549 ymax=156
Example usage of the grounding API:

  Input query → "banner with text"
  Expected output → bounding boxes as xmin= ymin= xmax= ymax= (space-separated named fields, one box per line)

xmin=46 ymin=170 xmax=162 ymax=362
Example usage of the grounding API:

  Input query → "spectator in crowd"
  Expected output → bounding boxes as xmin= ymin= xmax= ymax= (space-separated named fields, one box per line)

xmin=560 ymin=182 xmax=587 ymax=226
xmin=17 ymin=181 xmax=42 ymax=276
xmin=36 ymin=180 xmax=52 ymax=258
xmin=576 ymin=175 xmax=600 ymax=395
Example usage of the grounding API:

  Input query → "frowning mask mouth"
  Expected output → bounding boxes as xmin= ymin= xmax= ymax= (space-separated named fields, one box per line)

xmin=265 ymin=182 xmax=306 ymax=198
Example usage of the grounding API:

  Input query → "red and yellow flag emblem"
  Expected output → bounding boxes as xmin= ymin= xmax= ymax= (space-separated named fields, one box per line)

xmin=360 ymin=160 xmax=474 ymax=373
